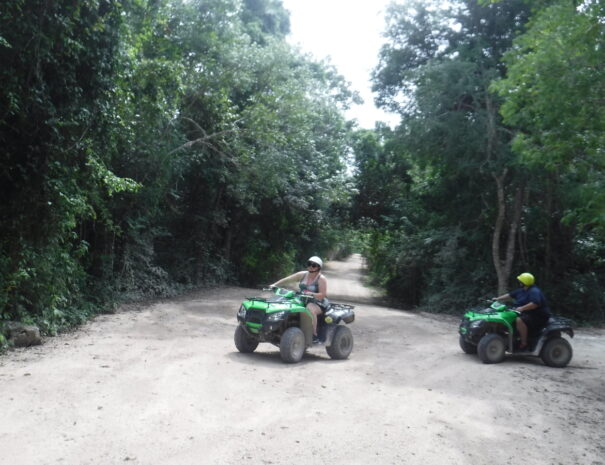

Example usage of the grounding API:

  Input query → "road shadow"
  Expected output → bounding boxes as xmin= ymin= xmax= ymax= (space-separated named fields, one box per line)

xmin=226 ymin=348 xmax=340 ymax=367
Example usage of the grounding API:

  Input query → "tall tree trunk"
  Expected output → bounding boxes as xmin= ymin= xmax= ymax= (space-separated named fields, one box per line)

xmin=485 ymin=92 xmax=497 ymax=165
xmin=492 ymin=170 xmax=525 ymax=294
xmin=504 ymin=186 xmax=524 ymax=284
xmin=492 ymin=170 xmax=507 ymax=294
xmin=544 ymin=174 xmax=554 ymax=283
xmin=224 ymin=228 xmax=232 ymax=262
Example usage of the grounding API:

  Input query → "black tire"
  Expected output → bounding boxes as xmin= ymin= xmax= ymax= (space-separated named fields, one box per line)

xmin=280 ymin=327 xmax=306 ymax=363
xmin=326 ymin=326 xmax=353 ymax=360
xmin=477 ymin=333 xmax=506 ymax=364
xmin=234 ymin=325 xmax=259 ymax=353
xmin=459 ymin=334 xmax=477 ymax=354
xmin=540 ymin=337 xmax=572 ymax=368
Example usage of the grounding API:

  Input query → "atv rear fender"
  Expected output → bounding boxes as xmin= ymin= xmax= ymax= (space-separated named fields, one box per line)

xmin=529 ymin=317 xmax=574 ymax=355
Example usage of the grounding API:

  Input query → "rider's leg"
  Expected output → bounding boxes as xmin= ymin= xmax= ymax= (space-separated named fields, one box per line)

xmin=307 ymin=302 xmax=322 ymax=336
xmin=516 ymin=317 xmax=528 ymax=348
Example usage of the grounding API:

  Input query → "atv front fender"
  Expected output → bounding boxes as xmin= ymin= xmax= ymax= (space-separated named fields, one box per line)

xmin=323 ymin=325 xmax=338 ymax=347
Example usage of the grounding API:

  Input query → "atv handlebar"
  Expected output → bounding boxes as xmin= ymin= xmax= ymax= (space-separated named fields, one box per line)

xmin=264 ymin=286 xmax=315 ymax=302
xmin=483 ymin=298 xmax=522 ymax=315
xmin=263 ymin=285 xmax=302 ymax=295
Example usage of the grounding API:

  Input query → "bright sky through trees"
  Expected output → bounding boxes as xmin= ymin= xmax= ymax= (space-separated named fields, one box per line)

xmin=281 ymin=0 xmax=400 ymax=129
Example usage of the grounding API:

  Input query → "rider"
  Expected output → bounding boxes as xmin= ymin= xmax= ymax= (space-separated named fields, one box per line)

xmin=493 ymin=272 xmax=551 ymax=350
xmin=271 ymin=256 xmax=328 ymax=343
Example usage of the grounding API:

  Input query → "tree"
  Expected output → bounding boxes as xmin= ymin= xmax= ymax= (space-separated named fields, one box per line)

xmin=492 ymin=0 xmax=605 ymax=320
xmin=0 ymin=0 xmax=139 ymax=330
xmin=494 ymin=0 xmax=605 ymax=234
xmin=0 ymin=0 xmax=359 ymax=338
xmin=364 ymin=0 xmax=536 ymax=307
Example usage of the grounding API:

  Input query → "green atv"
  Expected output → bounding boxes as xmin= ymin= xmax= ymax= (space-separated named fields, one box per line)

xmin=459 ymin=301 xmax=574 ymax=367
xmin=234 ymin=286 xmax=355 ymax=363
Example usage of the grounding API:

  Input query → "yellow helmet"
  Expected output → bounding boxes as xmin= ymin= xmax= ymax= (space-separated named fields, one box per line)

xmin=517 ymin=272 xmax=535 ymax=286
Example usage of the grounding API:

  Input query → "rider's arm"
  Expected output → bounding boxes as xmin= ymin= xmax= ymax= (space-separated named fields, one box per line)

xmin=493 ymin=293 xmax=512 ymax=302
xmin=517 ymin=302 xmax=538 ymax=312
xmin=271 ymin=271 xmax=305 ymax=288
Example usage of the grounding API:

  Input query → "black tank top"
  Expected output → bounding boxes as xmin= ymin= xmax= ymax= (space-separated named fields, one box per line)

xmin=299 ymin=272 xmax=321 ymax=293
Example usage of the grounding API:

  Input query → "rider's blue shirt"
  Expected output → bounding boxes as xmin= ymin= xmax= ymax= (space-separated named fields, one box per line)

xmin=510 ymin=285 xmax=551 ymax=317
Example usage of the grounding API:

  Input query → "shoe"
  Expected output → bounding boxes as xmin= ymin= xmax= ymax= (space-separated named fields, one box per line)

xmin=313 ymin=336 xmax=321 ymax=344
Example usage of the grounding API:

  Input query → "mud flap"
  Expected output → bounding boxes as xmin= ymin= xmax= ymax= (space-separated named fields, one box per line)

xmin=324 ymin=325 xmax=337 ymax=347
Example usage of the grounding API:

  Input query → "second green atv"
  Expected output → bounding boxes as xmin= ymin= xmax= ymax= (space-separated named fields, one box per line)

xmin=459 ymin=301 xmax=574 ymax=367
xmin=234 ymin=287 xmax=355 ymax=363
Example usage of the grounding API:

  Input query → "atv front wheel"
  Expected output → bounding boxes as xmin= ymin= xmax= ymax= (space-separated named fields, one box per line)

xmin=234 ymin=325 xmax=259 ymax=353
xmin=540 ymin=337 xmax=572 ymax=368
xmin=326 ymin=326 xmax=353 ymax=360
xmin=477 ymin=333 xmax=506 ymax=364
xmin=280 ymin=327 xmax=306 ymax=363
xmin=459 ymin=334 xmax=477 ymax=354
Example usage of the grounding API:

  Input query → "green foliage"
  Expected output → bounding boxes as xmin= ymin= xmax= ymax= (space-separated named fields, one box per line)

xmin=488 ymin=0 xmax=605 ymax=322
xmin=355 ymin=0 xmax=605 ymax=323
xmin=0 ymin=0 xmax=357 ymax=334
xmin=493 ymin=0 xmax=605 ymax=234
xmin=0 ymin=0 xmax=129 ymax=331
xmin=363 ymin=0 xmax=531 ymax=311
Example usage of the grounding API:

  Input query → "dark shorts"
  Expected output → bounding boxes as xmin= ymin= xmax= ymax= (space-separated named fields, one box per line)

xmin=308 ymin=298 xmax=330 ymax=312
xmin=519 ymin=310 xmax=550 ymax=332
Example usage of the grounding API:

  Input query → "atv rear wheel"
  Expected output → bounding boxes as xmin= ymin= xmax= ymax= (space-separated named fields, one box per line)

xmin=477 ymin=333 xmax=506 ymax=364
xmin=234 ymin=325 xmax=259 ymax=353
xmin=459 ymin=334 xmax=477 ymax=354
xmin=540 ymin=337 xmax=572 ymax=368
xmin=280 ymin=327 xmax=306 ymax=363
xmin=326 ymin=326 xmax=353 ymax=360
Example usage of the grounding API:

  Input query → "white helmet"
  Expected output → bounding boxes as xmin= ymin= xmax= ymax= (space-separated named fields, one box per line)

xmin=307 ymin=256 xmax=323 ymax=269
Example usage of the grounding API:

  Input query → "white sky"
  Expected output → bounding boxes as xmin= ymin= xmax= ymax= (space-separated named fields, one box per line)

xmin=281 ymin=0 xmax=401 ymax=129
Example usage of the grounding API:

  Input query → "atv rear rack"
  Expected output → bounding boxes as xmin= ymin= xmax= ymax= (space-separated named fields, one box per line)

xmin=330 ymin=303 xmax=355 ymax=311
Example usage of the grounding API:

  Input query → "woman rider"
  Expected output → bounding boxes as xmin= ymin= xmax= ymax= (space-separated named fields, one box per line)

xmin=271 ymin=256 xmax=328 ymax=343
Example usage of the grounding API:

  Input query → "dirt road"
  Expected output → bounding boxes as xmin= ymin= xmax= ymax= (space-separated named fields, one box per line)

xmin=1 ymin=255 xmax=604 ymax=465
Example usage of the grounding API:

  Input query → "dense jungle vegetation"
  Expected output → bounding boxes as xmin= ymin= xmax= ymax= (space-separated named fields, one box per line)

xmin=359 ymin=0 xmax=605 ymax=322
xmin=1 ymin=0 xmax=603 ymax=347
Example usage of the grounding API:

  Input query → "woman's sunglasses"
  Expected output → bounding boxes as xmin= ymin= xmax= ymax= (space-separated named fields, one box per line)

xmin=307 ymin=262 xmax=320 ymax=268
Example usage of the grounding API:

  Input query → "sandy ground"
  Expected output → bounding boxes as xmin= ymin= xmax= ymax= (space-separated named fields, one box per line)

xmin=1 ymin=254 xmax=604 ymax=465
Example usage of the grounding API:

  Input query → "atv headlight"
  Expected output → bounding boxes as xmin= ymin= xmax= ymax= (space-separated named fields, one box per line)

xmin=237 ymin=305 xmax=246 ymax=319
xmin=266 ymin=311 xmax=287 ymax=322
xmin=470 ymin=320 xmax=484 ymax=329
